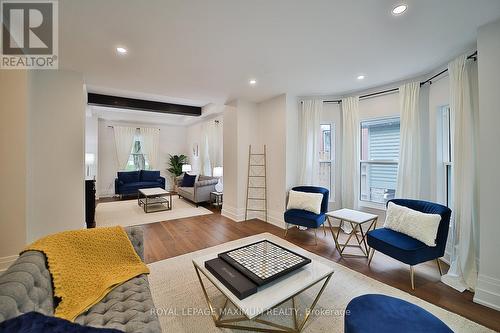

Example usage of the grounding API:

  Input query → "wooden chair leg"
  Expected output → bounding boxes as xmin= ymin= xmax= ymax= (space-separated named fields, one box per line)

xmin=322 ymin=223 xmax=326 ymax=236
xmin=284 ymin=223 xmax=289 ymax=238
xmin=436 ymin=258 xmax=443 ymax=276
xmin=314 ymin=228 xmax=318 ymax=245
xmin=410 ymin=266 xmax=415 ymax=290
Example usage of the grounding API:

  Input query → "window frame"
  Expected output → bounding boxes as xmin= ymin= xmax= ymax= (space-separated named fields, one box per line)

xmin=125 ymin=134 xmax=150 ymax=171
xmin=319 ymin=122 xmax=336 ymax=202
xmin=440 ymin=105 xmax=453 ymax=208
xmin=358 ymin=116 xmax=401 ymax=209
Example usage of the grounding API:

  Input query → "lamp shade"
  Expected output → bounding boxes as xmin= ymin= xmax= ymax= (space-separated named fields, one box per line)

xmin=213 ymin=166 xmax=223 ymax=177
xmin=182 ymin=164 xmax=192 ymax=172
xmin=85 ymin=153 xmax=95 ymax=165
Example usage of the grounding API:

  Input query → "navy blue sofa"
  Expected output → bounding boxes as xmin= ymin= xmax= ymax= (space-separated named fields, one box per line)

xmin=115 ymin=170 xmax=165 ymax=196
xmin=283 ymin=186 xmax=329 ymax=244
xmin=367 ymin=199 xmax=452 ymax=289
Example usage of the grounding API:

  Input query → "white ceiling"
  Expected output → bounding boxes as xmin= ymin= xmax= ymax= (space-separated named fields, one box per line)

xmin=61 ymin=0 xmax=500 ymax=105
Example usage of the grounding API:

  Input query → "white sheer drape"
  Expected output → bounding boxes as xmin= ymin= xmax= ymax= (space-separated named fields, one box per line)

xmin=298 ymin=100 xmax=322 ymax=185
xmin=208 ymin=121 xmax=223 ymax=168
xmin=113 ymin=126 xmax=136 ymax=170
xmin=140 ymin=127 xmax=160 ymax=170
xmin=341 ymin=96 xmax=360 ymax=210
xmin=441 ymin=55 xmax=479 ymax=292
xmin=200 ymin=120 xmax=223 ymax=176
xmin=396 ymin=82 xmax=421 ymax=199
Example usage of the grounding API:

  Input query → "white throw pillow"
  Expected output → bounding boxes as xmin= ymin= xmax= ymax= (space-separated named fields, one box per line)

xmin=384 ymin=202 xmax=441 ymax=247
xmin=287 ymin=190 xmax=323 ymax=215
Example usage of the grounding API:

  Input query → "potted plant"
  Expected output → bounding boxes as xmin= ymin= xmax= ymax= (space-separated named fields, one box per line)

xmin=167 ymin=154 xmax=188 ymax=190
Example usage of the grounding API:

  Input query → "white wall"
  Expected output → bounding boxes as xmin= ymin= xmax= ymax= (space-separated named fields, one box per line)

xmin=0 ymin=70 xmax=28 ymax=269
xmin=97 ymin=119 xmax=188 ymax=196
xmin=222 ymin=94 xmax=297 ymax=228
xmin=26 ymin=70 xmax=86 ymax=243
xmin=85 ymin=109 xmax=99 ymax=179
xmin=255 ymin=94 xmax=287 ymax=225
xmin=474 ymin=18 xmax=500 ymax=311
xmin=222 ymin=103 xmax=240 ymax=220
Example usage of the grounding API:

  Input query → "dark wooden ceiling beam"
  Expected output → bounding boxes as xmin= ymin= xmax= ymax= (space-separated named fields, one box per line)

xmin=87 ymin=93 xmax=202 ymax=116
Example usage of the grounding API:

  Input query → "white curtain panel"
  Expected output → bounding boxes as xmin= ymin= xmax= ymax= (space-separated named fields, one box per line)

xmin=113 ymin=126 xmax=136 ymax=170
xmin=341 ymin=96 xmax=360 ymax=210
xmin=298 ymin=99 xmax=322 ymax=185
xmin=441 ymin=55 xmax=479 ymax=292
xmin=200 ymin=123 xmax=212 ymax=176
xmin=140 ymin=127 xmax=160 ymax=170
xmin=208 ymin=121 xmax=223 ymax=168
xmin=396 ymin=82 xmax=421 ymax=199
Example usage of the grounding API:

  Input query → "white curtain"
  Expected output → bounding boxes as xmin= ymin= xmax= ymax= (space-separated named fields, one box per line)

xmin=441 ymin=55 xmax=479 ymax=292
xmin=298 ymin=99 xmax=322 ymax=185
xmin=113 ymin=126 xmax=136 ymax=170
xmin=140 ymin=127 xmax=160 ymax=170
xmin=341 ymin=96 xmax=360 ymax=210
xmin=396 ymin=82 xmax=421 ymax=198
xmin=208 ymin=121 xmax=223 ymax=168
xmin=200 ymin=123 xmax=212 ymax=176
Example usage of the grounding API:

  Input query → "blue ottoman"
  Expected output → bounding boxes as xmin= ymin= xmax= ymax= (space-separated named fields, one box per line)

xmin=345 ymin=294 xmax=453 ymax=333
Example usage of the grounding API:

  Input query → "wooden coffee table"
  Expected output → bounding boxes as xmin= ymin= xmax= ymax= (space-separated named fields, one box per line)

xmin=137 ymin=188 xmax=173 ymax=213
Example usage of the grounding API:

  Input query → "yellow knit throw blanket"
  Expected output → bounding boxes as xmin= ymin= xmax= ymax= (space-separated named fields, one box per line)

xmin=24 ymin=226 xmax=150 ymax=321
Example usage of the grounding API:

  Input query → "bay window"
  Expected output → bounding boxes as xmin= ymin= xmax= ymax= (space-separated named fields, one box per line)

xmin=360 ymin=117 xmax=400 ymax=205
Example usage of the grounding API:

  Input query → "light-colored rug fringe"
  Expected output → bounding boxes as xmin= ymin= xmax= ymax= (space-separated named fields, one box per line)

xmin=95 ymin=197 xmax=213 ymax=228
xmin=147 ymin=233 xmax=493 ymax=333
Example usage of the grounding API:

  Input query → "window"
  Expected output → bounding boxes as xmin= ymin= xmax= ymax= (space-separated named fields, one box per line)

xmin=319 ymin=124 xmax=335 ymax=199
xmin=360 ymin=117 xmax=400 ymax=205
xmin=440 ymin=106 xmax=453 ymax=208
xmin=125 ymin=137 xmax=150 ymax=171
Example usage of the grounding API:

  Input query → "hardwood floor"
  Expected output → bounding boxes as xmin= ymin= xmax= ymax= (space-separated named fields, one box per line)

xmin=99 ymin=199 xmax=500 ymax=331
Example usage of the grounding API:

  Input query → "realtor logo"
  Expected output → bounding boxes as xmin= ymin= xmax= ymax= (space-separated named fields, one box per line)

xmin=1 ymin=0 xmax=58 ymax=69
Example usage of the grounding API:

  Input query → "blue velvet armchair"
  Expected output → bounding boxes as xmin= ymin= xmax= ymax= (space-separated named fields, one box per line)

xmin=366 ymin=199 xmax=452 ymax=289
xmin=283 ymin=186 xmax=329 ymax=244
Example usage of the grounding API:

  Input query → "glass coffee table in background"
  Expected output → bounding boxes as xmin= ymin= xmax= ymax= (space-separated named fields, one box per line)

xmin=137 ymin=188 xmax=173 ymax=213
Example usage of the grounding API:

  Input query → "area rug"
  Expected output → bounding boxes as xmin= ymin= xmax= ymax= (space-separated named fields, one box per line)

xmin=95 ymin=197 xmax=212 ymax=228
xmin=147 ymin=233 xmax=493 ymax=333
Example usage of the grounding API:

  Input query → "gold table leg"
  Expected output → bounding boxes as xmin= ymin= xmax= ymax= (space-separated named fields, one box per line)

xmin=327 ymin=217 xmax=378 ymax=258
xmin=193 ymin=263 xmax=333 ymax=332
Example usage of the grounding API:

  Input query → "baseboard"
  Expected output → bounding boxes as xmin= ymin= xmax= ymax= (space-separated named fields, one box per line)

xmin=0 ymin=255 xmax=18 ymax=272
xmin=474 ymin=274 xmax=500 ymax=311
xmin=266 ymin=209 xmax=285 ymax=229
xmin=221 ymin=205 xmax=245 ymax=222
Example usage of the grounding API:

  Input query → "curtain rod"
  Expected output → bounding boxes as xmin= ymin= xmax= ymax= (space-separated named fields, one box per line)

xmin=318 ymin=50 xmax=478 ymax=104
xmin=107 ymin=125 xmax=160 ymax=131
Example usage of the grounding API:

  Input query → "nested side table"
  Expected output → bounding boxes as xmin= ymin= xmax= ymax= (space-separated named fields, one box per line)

xmin=326 ymin=208 xmax=378 ymax=258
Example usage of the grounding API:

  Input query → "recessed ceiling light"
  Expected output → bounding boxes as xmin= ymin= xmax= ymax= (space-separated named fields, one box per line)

xmin=116 ymin=47 xmax=128 ymax=54
xmin=392 ymin=4 xmax=407 ymax=15
xmin=357 ymin=75 xmax=365 ymax=80
xmin=249 ymin=79 xmax=257 ymax=85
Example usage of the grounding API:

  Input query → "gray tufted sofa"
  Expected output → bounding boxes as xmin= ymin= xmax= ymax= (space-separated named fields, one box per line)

xmin=0 ymin=227 xmax=162 ymax=333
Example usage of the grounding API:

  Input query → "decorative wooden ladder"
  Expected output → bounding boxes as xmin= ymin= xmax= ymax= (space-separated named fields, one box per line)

xmin=245 ymin=145 xmax=267 ymax=221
